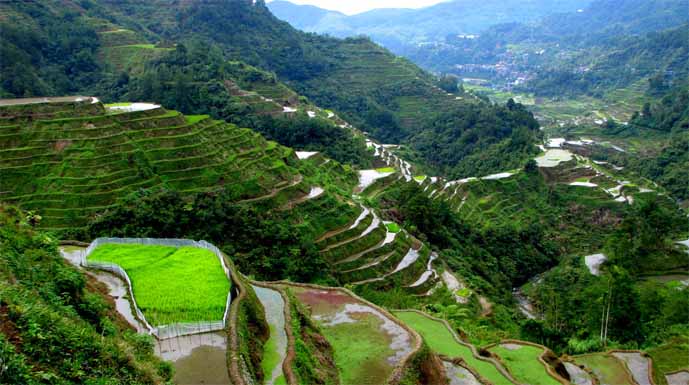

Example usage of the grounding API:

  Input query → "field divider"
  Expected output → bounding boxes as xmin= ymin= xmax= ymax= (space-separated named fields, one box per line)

xmin=249 ymin=280 xmax=299 ymax=385
xmin=77 ymin=237 xmax=233 ymax=340
xmin=260 ymin=280 xmax=424 ymax=385
xmin=484 ymin=339 xmax=570 ymax=385
xmin=392 ymin=309 xmax=521 ymax=385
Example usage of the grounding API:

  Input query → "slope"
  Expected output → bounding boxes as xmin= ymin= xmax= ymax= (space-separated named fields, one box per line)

xmin=0 ymin=97 xmax=300 ymax=231
xmin=0 ymin=205 xmax=171 ymax=384
xmin=0 ymin=0 xmax=543 ymax=178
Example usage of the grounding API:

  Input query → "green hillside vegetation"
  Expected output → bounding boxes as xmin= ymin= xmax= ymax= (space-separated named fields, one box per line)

xmin=0 ymin=100 xmax=299 ymax=231
xmin=87 ymin=244 xmax=230 ymax=325
xmin=0 ymin=205 xmax=172 ymax=384
xmin=1 ymin=0 xmax=542 ymax=178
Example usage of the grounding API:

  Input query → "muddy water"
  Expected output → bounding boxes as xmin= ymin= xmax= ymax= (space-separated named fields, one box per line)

xmin=666 ymin=370 xmax=689 ymax=385
xmin=564 ymin=362 xmax=593 ymax=385
xmin=91 ymin=271 xmax=148 ymax=333
xmin=444 ymin=360 xmax=481 ymax=385
xmin=156 ymin=332 xmax=230 ymax=385
xmin=252 ymin=285 xmax=288 ymax=385
xmin=611 ymin=352 xmax=652 ymax=385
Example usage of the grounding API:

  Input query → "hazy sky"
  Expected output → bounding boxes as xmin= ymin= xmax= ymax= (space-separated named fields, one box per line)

xmin=267 ymin=0 xmax=450 ymax=15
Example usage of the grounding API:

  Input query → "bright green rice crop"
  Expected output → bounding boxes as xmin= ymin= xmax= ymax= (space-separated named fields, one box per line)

xmin=88 ymin=244 xmax=230 ymax=325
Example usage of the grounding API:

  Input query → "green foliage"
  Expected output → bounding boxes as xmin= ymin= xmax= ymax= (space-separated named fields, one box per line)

xmin=524 ymin=199 xmax=688 ymax=352
xmin=85 ymin=188 xmax=329 ymax=283
xmin=605 ymin=197 xmax=688 ymax=275
xmin=381 ymin=180 xmax=559 ymax=294
xmin=0 ymin=1 xmax=101 ymax=97
xmin=286 ymin=290 xmax=339 ymax=385
xmin=88 ymin=244 xmax=230 ymax=325
xmin=0 ymin=205 xmax=170 ymax=384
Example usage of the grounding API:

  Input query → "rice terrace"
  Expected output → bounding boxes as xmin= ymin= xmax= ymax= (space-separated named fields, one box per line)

xmin=0 ymin=0 xmax=688 ymax=385
xmin=87 ymin=243 xmax=231 ymax=326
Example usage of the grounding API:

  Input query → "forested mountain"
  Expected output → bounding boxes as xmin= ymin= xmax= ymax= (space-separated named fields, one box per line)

xmin=1 ymin=1 xmax=688 ymax=384
xmin=0 ymin=0 xmax=541 ymax=178
xmin=268 ymin=0 xmax=592 ymax=55
xmin=376 ymin=0 xmax=688 ymax=113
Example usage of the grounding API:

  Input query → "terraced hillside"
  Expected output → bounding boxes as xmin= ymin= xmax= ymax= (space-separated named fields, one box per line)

xmin=0 ymin=98 xmax=300 ymax=231
xmin=95 ymin=25 xmax=172 ymax=76
xmin=3 ymin=0 xmax=540 ymax=177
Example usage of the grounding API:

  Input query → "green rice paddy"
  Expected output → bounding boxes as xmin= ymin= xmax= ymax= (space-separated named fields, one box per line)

xmin=376 ymin=167 xmax=396 ymax=173
xmin=88 ymin=244 xmax=230 ymax=325
xmin=574 ymin=353 xmax=636 ymax=385
xmin=489 ymin=344 xmax=561 ymax=385
xmin=386 ymin=222 xmax=401 ymax=233
xmin=393 ymin=311 xmax=513 ymax=385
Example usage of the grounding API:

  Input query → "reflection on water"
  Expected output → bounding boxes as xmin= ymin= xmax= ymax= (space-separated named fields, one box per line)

xmin=156 ymin=332 xmax=230 ymax=385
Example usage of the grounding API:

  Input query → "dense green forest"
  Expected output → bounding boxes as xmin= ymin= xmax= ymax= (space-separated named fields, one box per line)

xmin=525 ymin=196 xmax=688 ymax=351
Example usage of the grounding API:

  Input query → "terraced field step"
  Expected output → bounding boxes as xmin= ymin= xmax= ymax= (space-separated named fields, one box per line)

xmin=393 ymin=310 xmax=517 ymax=385
xmin=0 ymin=100 xmax=303 ymax=230
xmin=487 ymin=342 xmax=566 ymax=385
xmin=280 ymin=284 xmax=419 ymax=385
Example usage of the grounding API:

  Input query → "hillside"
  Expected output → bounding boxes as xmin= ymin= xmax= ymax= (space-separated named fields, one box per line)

xmin=1 ymin=1 xmax=688 ymax=385
xmin=0 ymin=0 xmax=542 ymax=178
xmin=268 ymin=0 xmax=593 ymax=55
xmin=0 ymin=206 xmax=171 ymax=384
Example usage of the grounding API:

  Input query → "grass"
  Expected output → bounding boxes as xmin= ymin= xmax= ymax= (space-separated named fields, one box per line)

xmin=574 ymin=353 xmax=636 ymax=385
xmin=185 ymin=115 xmax=209 ymax=124
xmin=376 ymin=167 xmax=395 ymax=173
xmin=87 ymin=244 xmax=230 ymax=325
xmin=646 ymin=337 xmax=689 ymax=385
xmin=393 ymin=311 xmax=513 ymax=385
xmin=322 ymin=316 xmax=395 ymax=385
xmin=414 ymin=175 xmax=427 ymax=182
xmin=105 ymin=102 xmax=132 ymax=107
xmin=385 ymin=222 xmax=401 ymax=233
xmin=489 ymin=344 xmax=560 ymax=385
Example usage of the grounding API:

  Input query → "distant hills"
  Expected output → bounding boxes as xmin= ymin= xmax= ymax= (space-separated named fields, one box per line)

xmin=268 ymin=0 xmax=593 ymax=54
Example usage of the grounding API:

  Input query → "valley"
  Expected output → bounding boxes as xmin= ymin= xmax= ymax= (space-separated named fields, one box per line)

xmin=0 ymin=1 xmax=687 ymax=385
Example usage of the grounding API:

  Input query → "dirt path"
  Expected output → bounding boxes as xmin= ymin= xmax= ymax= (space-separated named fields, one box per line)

xmin=252 ymin=285 xmax=288 ymax=385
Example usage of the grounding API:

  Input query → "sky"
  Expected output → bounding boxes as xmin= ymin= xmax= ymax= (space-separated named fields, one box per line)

xmin=266 ymin=0 xmax=450 ymax=15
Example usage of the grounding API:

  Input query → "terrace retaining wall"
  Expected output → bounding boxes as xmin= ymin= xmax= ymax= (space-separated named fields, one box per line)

xmin=484 ymin=339 xmax=570 ymax=385
xmin=265 ymin=281 xmax=424 ymax=385
xmin=393 ymin=309 xmax=521 ymax=385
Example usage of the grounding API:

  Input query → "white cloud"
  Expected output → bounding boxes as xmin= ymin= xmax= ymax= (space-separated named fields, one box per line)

xmin=267 ymin=0 xmax=450 ymax=15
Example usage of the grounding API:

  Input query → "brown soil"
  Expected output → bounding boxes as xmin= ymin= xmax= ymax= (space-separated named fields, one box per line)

xmin=0 ymin=304 xmax=22 ymax=349
xmin=542 ymin=349 xmax=571 ymax=382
